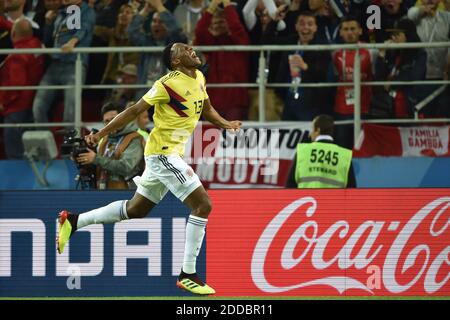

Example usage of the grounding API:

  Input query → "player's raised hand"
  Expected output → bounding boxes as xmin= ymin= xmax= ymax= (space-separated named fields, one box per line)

xmin=85 ymin=131 xmax=100 ymax=148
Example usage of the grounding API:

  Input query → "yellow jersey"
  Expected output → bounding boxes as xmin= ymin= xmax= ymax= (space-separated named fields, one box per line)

xmin=142 ymin=69 xmax=208 ymax=156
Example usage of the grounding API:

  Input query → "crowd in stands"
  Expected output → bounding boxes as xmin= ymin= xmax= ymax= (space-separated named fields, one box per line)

xmin=1 ymin=0 xmax=450 ymax=157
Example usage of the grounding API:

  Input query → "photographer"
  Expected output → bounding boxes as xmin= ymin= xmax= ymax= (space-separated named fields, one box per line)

xmin=77 ymin=102 xmax=145 ymax=189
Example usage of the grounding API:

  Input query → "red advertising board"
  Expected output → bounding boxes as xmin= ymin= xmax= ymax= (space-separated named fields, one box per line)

xmin=207 ymin=189 xmax=450 ymax=296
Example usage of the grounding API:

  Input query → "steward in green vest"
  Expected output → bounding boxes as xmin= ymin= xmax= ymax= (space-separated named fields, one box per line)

xmin=286 ymin=115 xmax=356 ymax=188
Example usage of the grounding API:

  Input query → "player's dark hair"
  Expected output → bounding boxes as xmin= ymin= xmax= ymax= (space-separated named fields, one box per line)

xmin=101 ymin=101 xmax=124 ymax=117
xmin=313 ymin=114 xmax=334 ymax=136
xmin=163 ymin=43 xmax=175 ymax=71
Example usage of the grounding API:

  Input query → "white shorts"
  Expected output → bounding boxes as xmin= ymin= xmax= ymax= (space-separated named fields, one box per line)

xmin=134 ymin=155 xmax=202 ymax=204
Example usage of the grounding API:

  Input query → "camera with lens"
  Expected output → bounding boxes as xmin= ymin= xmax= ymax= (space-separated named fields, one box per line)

xmin=60 ymin=129 xmax=90 ymax=164
xmin=59 ymin=129 xmax=97 ymax=189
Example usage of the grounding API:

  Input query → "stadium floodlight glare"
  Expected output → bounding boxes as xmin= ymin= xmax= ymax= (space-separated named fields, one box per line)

xmin=22 ymin=131 xmax=58 ymax=187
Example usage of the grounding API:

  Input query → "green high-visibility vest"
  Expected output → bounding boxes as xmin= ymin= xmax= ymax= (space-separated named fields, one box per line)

xmin=137 ymin=128 xmax=149 ymax=141
xmin=295 ymin=142 xmax=352 ymax=188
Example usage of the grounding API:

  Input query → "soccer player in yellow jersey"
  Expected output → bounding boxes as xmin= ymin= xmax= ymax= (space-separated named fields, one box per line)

xmin=56 ymin=43 xmax=242 ymax=295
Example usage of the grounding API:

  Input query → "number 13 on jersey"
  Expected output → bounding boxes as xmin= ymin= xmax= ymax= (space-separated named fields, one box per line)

xmin=194 ymin=100 xmax=203 ymax=114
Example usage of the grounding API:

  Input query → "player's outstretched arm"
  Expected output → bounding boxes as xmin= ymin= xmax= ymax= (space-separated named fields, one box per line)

xmin=202 ymin=99 xmax=242 ymax=131
xmin=85 ymin=99 xmax=152 ymax=147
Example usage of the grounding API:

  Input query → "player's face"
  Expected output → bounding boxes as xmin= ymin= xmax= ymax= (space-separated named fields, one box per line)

xmin=172 ymin=43 xmax=202 ymax=69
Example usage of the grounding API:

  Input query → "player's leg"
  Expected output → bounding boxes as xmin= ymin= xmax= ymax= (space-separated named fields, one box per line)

xmin=155 ymin=154 xmax=215 ymax=294
xmin=181 ymin=185 xmax=211 ymax=273
xmin=57 ymin=192 xmax=156 ymax=254
xmin=57 ymin=155 xmax=167 ymax=254
xmin=176 ymin=185 xmax=215 ymax=295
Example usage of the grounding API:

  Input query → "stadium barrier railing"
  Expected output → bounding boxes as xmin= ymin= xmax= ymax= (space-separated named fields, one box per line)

xmin=1 ymin=43 xmax=450 ymax=145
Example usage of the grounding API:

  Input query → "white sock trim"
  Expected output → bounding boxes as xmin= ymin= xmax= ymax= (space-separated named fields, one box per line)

xmin=120 ymin=200 xmax=129 ymax=220
xmin=188 ymin=215 xmax=207 ymax=222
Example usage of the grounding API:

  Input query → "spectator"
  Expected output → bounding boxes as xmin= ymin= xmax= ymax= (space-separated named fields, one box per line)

xmin=445 ymin=0 xmax=450 ymax=11
xmin=242 ymin=0 xmax=287 ymax=34
xmin=24 ymin=0 xmax=45 ymax=21
xmin=408 ymin=0 xmax=450 ymax=117
xmin=109 ymin=63 xmax=139 ymax=107
xmin=163 ymin=0 xmax=182 ymax=12
xmin=94 ymin=3 xmax=140 ymax=84
xmin=3 ymin=0 xmax=40 ymax=29
xmin=373 ymin=0 xmax=408 ymax=43
xmin=0 ymin=18 xmax=45 ymax=159
xmin=374 ymin=18 xmax=427 ymax=118
xmin=128 ymin=0 xmax=186 ymax=87
xmin=276 ymin=11 xmax=332 ymax=121
xmin=174 ymin=0 xmax=208 ymax=44
xmin=195 ymin=0 xmax=250 ymax=120
xmin=286 ymin=114 xmax=356 ymax=188
xmin=282 ymin=0 xmax=310 ymax=36
xmin=76 ymin=101 xmax=144 ymax=189
xmin=85 ymin=0 xmax=128 ymax=88
xmin=32 ymin=0 xmax=95 ymax=125
xmin=332 ymin=16 xmax=374 ymax=148
xmin=33 ymin=0 xmax=62 ymax=45
xmin=0 ymin=2 xmax=13 ymax=65
xmin=127 ymin=0 xmax=145 ymax=13
xmin=243 ymin=0 xmax=285 ymax=120
xmin=415 ymin=0 xmax=446 ymax=11
xmin=309 ymin=0 xmax=343 ymax=44
xmin=92 ymin=0 xmax=128 ymax=28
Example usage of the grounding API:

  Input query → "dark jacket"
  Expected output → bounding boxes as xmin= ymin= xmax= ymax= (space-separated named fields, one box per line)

xmin=44 ymin=2 xmax=96 ymax=66
xmin=374 ymin=49 xmax=427 ymax=115
xmin=275 ymin=36 xmax=332 ymax=120
xmin=286 ymin=137 xmax=356 ymax=188
xmin=128 ymin=11 xmax=186 ymax=84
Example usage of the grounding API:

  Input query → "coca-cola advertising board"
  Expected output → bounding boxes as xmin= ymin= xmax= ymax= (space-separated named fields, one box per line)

xmin=207 ymin=189 xmax=449 ymax=296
